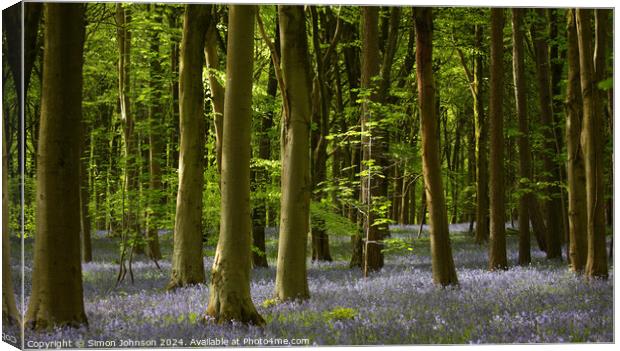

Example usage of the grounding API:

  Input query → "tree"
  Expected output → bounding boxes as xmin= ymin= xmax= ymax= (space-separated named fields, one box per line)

xmin=204 ymin=6 xmax=225 ymax=174
xmin=511 ymin=8 xmax=532 ymax=266
xmin=2 ymin=120 xmax=19 ymax=325
xmin=472 ymin=25 xmax=489 ymax=245
xmin=414 ymin=7 xmax=458 ymax=286
xmin=576 ymin=9 xmax=608 ymax=279
xmin=488 ymin=8 xmax=507 ymax=270
xmin=565 ymin=9 xmax=587 ymax=273
xmin=360 ymin=6 xmax=385 ymax=276
xmin=251 ymin=15 xmax=279 ymax=268
xmin=272 ymin=4 xmax=312 ymax=300
xmin=25 ymin=3 xmax=88 ymax=330
xmin=146 ymin=4 xmax=164 ymax=261
xmin=206 ymin=4 xmax=264 ymax=325
xmin=167 ymin=4 xmax=210 ymax=289
xmin=115 ymin=4 xmax=142 ymax=253
xmin=531 ymin=8 xmax=563 ymax=260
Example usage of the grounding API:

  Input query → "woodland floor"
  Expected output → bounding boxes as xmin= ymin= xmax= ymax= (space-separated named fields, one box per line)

xmin=7 ymin=224 xmax=614 ymax=346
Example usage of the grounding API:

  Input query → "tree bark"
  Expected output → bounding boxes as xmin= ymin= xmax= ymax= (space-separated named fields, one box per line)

xmin=80 ymin=129 xmax=93 ymax=263
xmin=2 ymin=111 xmax=19 ymax=326
xmin=206 ymin=5 xmax=264 ymax=324
xmin=532 ymin=8 xmax=563 ymax=260
xmin=473 ymin=25 xmax=489 ymax=245
xmin=167 ymin=4 xmax=210 ymax=289
xmin=488 ymin=8 xmax=507 ymax=270
xmin=576 ymin=9 xmax=608 ymax=279
xmin=146 ymin=4 xmax=164 ymax=261
xmin=415 ymin=7 xmax=458 ymax=286
xmin=360 ymin=7 xmax=385 ymax=277
xmin=274 ymin=5 xmax=312 ymax=300
xmin=204 ymin=8 xmax=225 ymax=174
xmin=25 ymin=3 xmax=88 ymax=330
xmin=565 ymin=9 xmax=587 ymax=273
xmin=309 ymin=6 xmax=332 ymax=262
xmin=511 ymin=9 xmax=531 ymax=266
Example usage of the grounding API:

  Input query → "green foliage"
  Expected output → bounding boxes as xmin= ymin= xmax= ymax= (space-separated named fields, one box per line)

xmin=310 ymin=199 xmax=357 ymax=237
xmin=382 ymin=237 xmax=414 ymax=254
xmin=323 ymin=307 xmax=358 ymax=321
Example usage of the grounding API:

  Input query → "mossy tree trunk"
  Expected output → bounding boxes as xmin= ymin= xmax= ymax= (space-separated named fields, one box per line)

xmin=25 ymin=3 xmax=88 ymax=330
xmin=167 ymin=4 xmax=210 ymax=289
xmin=414 ymin=7 xmax=458 ymax=286
xmin=207 ymin=5 xmax=264 ymax=325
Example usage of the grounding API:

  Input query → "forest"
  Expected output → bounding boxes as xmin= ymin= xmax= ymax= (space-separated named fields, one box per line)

xmin=1 ymin=1 xmax=614 ymax=347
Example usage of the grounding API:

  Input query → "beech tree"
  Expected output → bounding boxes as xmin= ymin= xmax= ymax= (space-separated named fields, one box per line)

xmin=576 ymin=9 xmax=608 ymax=279
xmin=207 ymin=4 xmax=264 ymax=325
xmin=488 ymin=8 xmax=507 ymax=270
xmin=414 ymin=7 xmax=458 ymax=286
xmin=360 ymin=6 xmax=384 ymax=276
xmin=25 ymin=2 xmax=88 ymax=330
xmin=565 ymin=9 xmax=587 ymax=273
xmin=167 ymin=4 xmax=210 ymax=289
xmin=531 ymin=8 xmax=563 ymax=260
xmin=272 ymin=4 xmax=312 ymax=300
xmin=511 ymin=8 xmax=531 ymax=266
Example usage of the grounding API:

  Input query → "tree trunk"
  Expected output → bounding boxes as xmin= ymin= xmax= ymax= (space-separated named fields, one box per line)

xmin=360 ymin=7 xmax=385 ymax=277
xmin=511 ymin=9 xmax=531 ymax=266
xmin=565 ymin=9 xmax=587 ymax=273
xmin=2 ymin=112 xmax=19 ymax=326
xmin=415 ymin=7 xmax=458 ymax=286
xmin=251 ymin=20 xmax=278 ymax=268
xmin=146 ymin=4 xmax=163 ymax=261
xmin=207 ymin=5 xmax=264 ymax=324
xmin=473 ymin=25 xmax=489 ymax=245
xmin=25 ymin=3 xmax=88 ymax=330
xmin=80 ymin=129 xmax=93 ymax=263
xmin=576 ymin=9 xmax=608 ymax=279
xmin=204 ymin=10 xmax=225 ymax=174
xmin=309 ymin=7 xmax=332 ymax=262
xmin=488 ymin=8 xmax=507 ymax=270
xmin=532 ymin=8 xmax=563 ymax=260
xmin=167 ymin=4 xmax=209 ymax=289
xmin=274 ymin=5 xmax=312 ymax=300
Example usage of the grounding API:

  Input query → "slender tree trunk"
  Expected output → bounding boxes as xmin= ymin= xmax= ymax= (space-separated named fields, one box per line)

xmin=309 ymin=7 xmax=332 ymax=262
xmin=80 ymin=129 xmax=93 ymax=263
xmin=415 ymin=7 xmax=458 ymax=286
xmin=25 ymin=3 xmax=88 ymax=330
xmin=512 ymin=9 xmax=531 ymax=266
xmin=167 ymin=4 xmax=209 ymax=289
xmin=207 ymin=5 xmax=264 ymax=324
xmin=565 ymin=9 xmax=587 ymax=273
xmin=2 ymin=115 xmax=19 ymax=326
xmin=360 ymin=7 xmax=385 ymax=276
xmin=488 ymin=8 xmax=507 ymax=270
xmin=204 ymin=9 xmax=225 ymax=174
xmin=532 ymin=8 xmax=563 ymax=260
xmin=576 ymin=9 xmax=608 ymax=279
xmin=274 ymin=5 xmax=312 ymax=300
xmin=251 ymin=18 xmax=278 ymax=268
xmin=146 ymin=4 xmax=163 ymax=261
xmin=473 ymin=25 xmax=489 ymax=245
